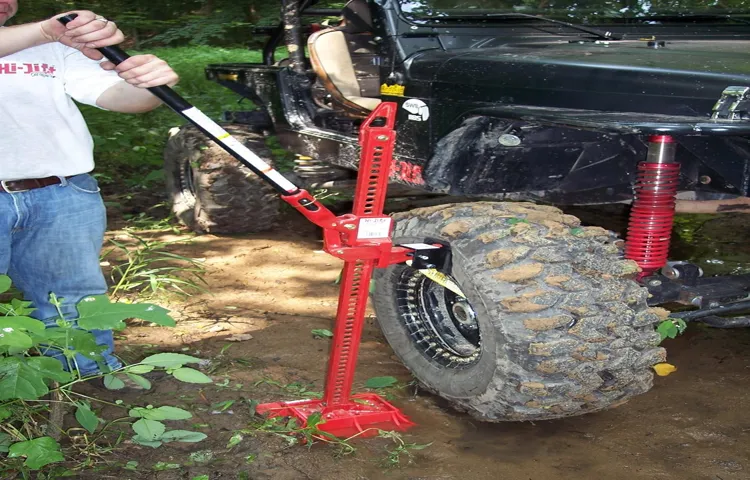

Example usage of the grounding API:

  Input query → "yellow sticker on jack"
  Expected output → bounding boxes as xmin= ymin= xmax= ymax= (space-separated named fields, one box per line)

xmin=406 ymin=261 xmax=466 ymax=298
xmin=380 ymin=83 xmax=405 ymax=97
xmin=420 ymin=269 xmax=466 ymax=298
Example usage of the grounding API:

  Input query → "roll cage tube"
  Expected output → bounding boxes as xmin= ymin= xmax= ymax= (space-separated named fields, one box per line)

xmin=265 ymin=0 xmax=339 ymax=66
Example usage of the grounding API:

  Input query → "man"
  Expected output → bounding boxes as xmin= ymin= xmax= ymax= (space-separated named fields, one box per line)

xmin=0 ymin=3 xmax=179 ymax=384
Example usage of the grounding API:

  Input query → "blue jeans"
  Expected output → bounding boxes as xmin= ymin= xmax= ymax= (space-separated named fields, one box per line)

xmin=0 ymin=174 xmax=121 ymax=376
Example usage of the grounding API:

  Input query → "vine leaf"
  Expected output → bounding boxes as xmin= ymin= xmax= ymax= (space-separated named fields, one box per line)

xmin=7 ymin=437 xmax=65 ymax=470
xmin=76 ymin=295 xmax=175 ymax=331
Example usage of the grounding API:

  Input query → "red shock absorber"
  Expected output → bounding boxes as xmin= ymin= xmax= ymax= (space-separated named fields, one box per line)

xmin=624 ymin=135 xmax=681 ymax=277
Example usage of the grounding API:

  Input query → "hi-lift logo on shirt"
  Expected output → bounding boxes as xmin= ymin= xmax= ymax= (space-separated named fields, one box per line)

xmin=0 ymin=63 xmax=57 ymax=78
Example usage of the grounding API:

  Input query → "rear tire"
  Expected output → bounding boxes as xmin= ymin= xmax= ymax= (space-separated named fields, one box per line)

xmin=163 ymin=124 xmax=281 ymax=234
xmin=372 ymin=201 xmax=666 ymax=421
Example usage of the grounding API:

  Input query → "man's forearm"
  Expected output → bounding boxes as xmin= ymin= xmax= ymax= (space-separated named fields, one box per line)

xmin=0 ymin=23 xmax=50 ymax=57
xmin=96 ymin=80 xmax=163 ymax=113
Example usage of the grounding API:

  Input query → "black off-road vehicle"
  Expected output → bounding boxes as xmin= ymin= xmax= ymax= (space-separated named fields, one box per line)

xmin=163 ymin=0 xmax=750 ymax=422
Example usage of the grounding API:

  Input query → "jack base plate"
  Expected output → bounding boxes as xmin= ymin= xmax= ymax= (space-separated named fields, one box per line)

xmin=256 ymin=393 xmax=415 ymax=439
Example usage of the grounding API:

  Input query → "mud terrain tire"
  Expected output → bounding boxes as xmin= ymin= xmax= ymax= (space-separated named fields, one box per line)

xmin=164 ymin=124 xmax=281 ymax=234
xmin=372 ymin=202 xmax=666 ymax=422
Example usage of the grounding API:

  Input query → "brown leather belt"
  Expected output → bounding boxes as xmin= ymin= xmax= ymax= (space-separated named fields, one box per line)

xmin=0 ymin=176 xmax=70 ymax=193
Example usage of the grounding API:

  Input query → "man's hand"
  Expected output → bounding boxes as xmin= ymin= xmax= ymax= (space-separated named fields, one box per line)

xmin=96 ymin=55 xmax=179 ymax=112
xmin=39 ymin=10 xmax=124 ymax=60
xmin=101 ymin=54 xmax=179 ymax=89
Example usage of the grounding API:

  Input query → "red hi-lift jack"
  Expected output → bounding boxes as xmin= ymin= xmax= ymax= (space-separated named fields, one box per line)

xmin=57 ymin=13 xmax=417 ymax=439
xmin=254 ymin=103 xmax=417 ymax=438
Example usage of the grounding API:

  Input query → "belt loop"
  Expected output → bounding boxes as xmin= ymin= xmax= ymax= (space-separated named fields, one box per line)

xmin=59 ymin=175 xmax=68 ymax=187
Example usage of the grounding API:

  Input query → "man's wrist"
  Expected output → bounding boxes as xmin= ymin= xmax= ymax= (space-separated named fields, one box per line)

xmin=36 ymin=20 xmax=57 ymax=44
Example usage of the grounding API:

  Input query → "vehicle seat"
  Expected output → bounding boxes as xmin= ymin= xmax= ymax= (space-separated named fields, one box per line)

xmin=308 ymin=0 xmax=381 ymax=117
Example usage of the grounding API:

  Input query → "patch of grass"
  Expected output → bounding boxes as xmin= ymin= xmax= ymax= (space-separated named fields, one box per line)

xmin=121 ymin=207 xmax=183 ymax=234
xmin=253 ymin=379 xmax=322 ymax=399
xmin=203 ymin=344 xmax=255 ymax=377
xmin=101 ymin=231 xmax=207 ymax=301
xmin=153 ymin=461 xmax=182 ymax=471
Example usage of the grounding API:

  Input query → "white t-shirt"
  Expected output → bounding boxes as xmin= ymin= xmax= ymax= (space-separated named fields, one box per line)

xmin=0 ymin=42 xmax=124 ymax=181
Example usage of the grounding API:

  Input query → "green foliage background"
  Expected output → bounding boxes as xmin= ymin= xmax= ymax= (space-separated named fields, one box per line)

xmin=13 ymin=0 xmax=347 ymax=48
xmin=18 ymin=0 xmax=750 ymax=49
xmin=14 ymin=1 xmax=269 ymax=48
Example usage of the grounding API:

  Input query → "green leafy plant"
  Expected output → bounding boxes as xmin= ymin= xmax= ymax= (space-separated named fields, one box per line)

xmin=657 ymin=318 xmax=688 ymax=341
xmin=226 ymin=432 xmax=244 ymax=450
xmin=153 ymin=461 xmax=182 ymax=471
xmin=311 ymin=328 xmax=333 ymax=339
xmin=378 ymin=430 xmax=432 ymax=468
xmin=265 ymin=135 xmax=296 ymax=172
xmin=0 ymin=275 xmax=212 ymax=476
xmin=6 ymin=437 xmax=65 ymax=471
xmin=364 ymin=376 xmax=398 ymax=389
xmin=363 ymin=376 xmax=415 ymax=402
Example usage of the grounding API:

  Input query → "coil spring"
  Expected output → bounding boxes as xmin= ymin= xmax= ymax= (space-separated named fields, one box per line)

xmin=624 ymin=162 xmax=681 ymax=275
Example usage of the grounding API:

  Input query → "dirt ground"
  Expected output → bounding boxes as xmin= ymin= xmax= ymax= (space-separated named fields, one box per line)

xmin=79 ymin=207 xmax=750 ymax=480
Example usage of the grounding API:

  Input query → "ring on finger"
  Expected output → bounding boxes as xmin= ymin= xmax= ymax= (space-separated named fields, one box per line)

xmin=94 ymin=15 xmax=109 ymax=24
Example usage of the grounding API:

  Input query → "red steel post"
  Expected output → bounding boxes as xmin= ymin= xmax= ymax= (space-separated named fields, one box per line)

xmin=256 ymin=102 xmax=415 ymax=438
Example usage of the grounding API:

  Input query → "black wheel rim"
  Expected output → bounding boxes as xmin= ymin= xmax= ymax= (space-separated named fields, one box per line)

xmin=396 ymin=267 xmax=481 ymax=368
